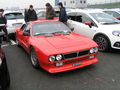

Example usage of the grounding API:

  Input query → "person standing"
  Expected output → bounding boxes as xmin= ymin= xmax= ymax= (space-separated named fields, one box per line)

xmin=45 ymin=3 xmax=55 ymax=20
xmin=0 ymin=9 xmax=9 ymax=42
xmin=58 ymin=2 xmax=68 ymax=24
xmin=25 ymin=5 xmax=37 ymax=22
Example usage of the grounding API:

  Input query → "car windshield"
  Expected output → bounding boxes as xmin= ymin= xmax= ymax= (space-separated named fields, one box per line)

xmin=4 ymin=13 xmax=24 ymax=20
xmin=32 ymin=22 xmax=71 ymax=36
xmin=90 ymin=12 xmax=120 ymax=24
xmin=104 ymin=11 xmax=120 ymax=17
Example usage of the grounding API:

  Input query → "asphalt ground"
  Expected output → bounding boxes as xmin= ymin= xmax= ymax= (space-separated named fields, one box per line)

xmin=2 ymin=42 xmax=120 ymax=90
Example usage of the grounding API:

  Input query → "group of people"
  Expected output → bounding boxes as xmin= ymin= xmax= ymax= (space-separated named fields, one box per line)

xmin=24 ymin=2 xmax=68 ymax=24
xmin=0 ymin=2 xmax=68 ymax=43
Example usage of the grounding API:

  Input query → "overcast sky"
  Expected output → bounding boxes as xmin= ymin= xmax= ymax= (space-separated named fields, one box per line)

xmin=0 ymin=0 xmax=120 ymax=9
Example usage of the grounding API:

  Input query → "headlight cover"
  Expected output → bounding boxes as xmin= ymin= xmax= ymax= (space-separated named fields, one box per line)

xmin=49 ymin=56 xmax=55 ymax=62
xmin=112 ymin=31 xmax=120 ymax=37
xmin=49 ymin=55 xmax=63 ymax=62
xmin=56 ymin=55 xmax=62 ymax=61
xmin=89 ymin=47 xmax=98 ymax=54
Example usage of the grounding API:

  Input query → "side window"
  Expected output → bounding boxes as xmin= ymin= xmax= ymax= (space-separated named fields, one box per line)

xmin=77 ymin=12 xmax=97 ymax=27
xmin=23 ymin=24 xmax=30 ymax=33
xmin=20 ymin=24 xmax=26 ymax=31
xmin=37 ymin=12 xmax=46 ymax=18
xmin=68 ymin=12 xmax=77 ymax=21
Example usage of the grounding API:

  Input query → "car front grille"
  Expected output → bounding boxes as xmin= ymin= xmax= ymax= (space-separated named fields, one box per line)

xmin=63 ymin=50 xmax=90 ymax=60
xmin=64 ymin=56 xmax=89 ymax=64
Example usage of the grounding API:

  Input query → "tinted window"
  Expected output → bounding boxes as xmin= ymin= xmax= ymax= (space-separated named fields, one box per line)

xmin=76 ymin=12 xmax=97 ymax=27
xmin=37 ymin=11 xmax=59 ymax=18
xmin=32 ymin=22 xmax=71 ymax=36
xmin=37 ymin=12 xmax=46 ymax=18
xmin=4 ymin=13 xmax=23 ymax=20
xmin=68 ymin=12 xmax=77 ymax=21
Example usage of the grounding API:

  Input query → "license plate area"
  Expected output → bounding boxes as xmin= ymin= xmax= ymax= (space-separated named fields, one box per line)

xmin=73 ymin=62 xmax=82 ymax=66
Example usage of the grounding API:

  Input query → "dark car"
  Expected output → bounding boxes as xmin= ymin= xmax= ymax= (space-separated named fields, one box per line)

xmin=0 ymin=32 xmax=10 ymax=90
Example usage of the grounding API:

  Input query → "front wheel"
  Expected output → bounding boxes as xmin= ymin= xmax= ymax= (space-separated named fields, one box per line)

xmin=30 ymin=48 xmax=39 ymax=69
xmin=94 ymin=35 xmax=110 ymax=52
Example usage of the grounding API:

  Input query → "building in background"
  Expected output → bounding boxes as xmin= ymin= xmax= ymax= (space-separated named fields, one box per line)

xmin=55 ymin=0 xmax=87 ymax=8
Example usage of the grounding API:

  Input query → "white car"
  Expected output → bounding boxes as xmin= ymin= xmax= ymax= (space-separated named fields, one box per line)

xmin=67 ymin=9 xmax=120 ymax=51
xmin=4 ymin=11 xmax=25 ymax=35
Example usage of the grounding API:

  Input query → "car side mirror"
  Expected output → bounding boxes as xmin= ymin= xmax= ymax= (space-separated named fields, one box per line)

xmin=23 ymin=32 xmax=30 ymax=36
xmin=85 ymin=21 xmax=92 ymax=28
xmin=71 ymin=28 xmax=74 ymax=32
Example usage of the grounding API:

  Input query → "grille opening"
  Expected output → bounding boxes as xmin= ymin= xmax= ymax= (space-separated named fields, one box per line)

xmin=64 ymin=53 xmax=77 ymax=59
xmin=78 ymin=50 xmax=89 ymax=56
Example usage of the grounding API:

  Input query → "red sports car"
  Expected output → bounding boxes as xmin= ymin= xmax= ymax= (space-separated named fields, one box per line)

xmin=16 ymin=20 xmax=99 ymax=73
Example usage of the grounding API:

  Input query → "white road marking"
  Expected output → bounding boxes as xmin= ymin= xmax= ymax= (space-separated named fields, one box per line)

xmin=1 ymin=39 xmax=17 ymax=47
xmin=10 ymin=40 xmax=16 ymax=45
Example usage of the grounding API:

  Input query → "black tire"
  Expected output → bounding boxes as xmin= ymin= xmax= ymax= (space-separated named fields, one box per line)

xmin=94 ymin=35 xmax=110 ymax=52
xmin=30 ymin=48 xmax=39 ymax=69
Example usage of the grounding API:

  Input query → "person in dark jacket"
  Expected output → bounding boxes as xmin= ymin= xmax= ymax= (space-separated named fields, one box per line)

xmin=0 ymin=9 xmax=9 ymax=42
xmin=45 ymin=3 xmax=55 ymax=20
xmin=58 ymin=2 xmax=68 ymax=24
xmin=25 ymin=5 xmax=37 ymax=22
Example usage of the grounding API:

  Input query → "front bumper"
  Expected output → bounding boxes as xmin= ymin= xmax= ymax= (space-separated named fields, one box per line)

xmin=110 ymin=36 xmax=120 ymax=49
xmin=41 ymin=55 xmax=98 ymax=73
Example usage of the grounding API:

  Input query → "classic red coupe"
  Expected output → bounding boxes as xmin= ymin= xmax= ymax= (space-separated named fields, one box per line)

xmin=16 ymin=20 xmax=99 ymax=73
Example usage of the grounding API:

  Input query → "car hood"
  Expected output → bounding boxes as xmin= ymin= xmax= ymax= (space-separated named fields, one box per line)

xmin=99 ymin=24 xmax=120 ymax=31
xmin=32 ymin=33 xmax=98 ymax=55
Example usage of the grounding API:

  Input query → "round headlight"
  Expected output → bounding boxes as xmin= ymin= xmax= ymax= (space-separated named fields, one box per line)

xmin=94 ymin=47 xmax=98 ymax=53
xmin=90 ymin=48 xmax=94 ymax=54
xmin=0 ymin=58 xmax=2 ymax=66
xmin=56 ymin=55 xmax=62 ymax=61
xmin=49 ymin=56 xmax=55 ymax=62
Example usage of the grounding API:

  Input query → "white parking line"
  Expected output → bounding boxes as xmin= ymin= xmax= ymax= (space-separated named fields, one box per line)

xmin=10 ymin=40 xmax=16 ymax=45
xmin=1 ymin=40 xmax=16 ymax=47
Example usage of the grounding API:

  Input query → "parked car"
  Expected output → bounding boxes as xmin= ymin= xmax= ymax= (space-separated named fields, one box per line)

xmin=103 ymin=10 xmax=120 ymax=20
xmin=0 ymin=32 xmax=10 ymax=90
xmin=4 ymin=11 xmax=25 ymax=35
xmin=67 ymin=9 xmax=120 ymax=52
xmin=37 ymin=10 xmax=59 ymax=20
xmin=16 ymin=20 xmax=98 ymax=73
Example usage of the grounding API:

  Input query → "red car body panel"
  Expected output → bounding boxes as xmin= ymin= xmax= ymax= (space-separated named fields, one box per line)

xmin=38 ymin=17 xmax=59 ymax=20
xmin=116 ymin=17 xmax=120 ymax=20
xmin=16 ymin=20 xmax=99 ymax=73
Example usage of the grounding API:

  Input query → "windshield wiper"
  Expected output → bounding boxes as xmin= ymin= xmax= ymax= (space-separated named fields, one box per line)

xmin=51 ymin=31 xmax=71 ymax=34
xmin=34 ymin=33 xmax=51 ymax=36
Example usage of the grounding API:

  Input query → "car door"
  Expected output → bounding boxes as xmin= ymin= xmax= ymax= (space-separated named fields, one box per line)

xmin=16 ymin=24 xmax=26 ymax=46
xmin=68 ymin=12 xmax=98 ymax=39
xmin=21 ymin=24 xmax=31 ymax=51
